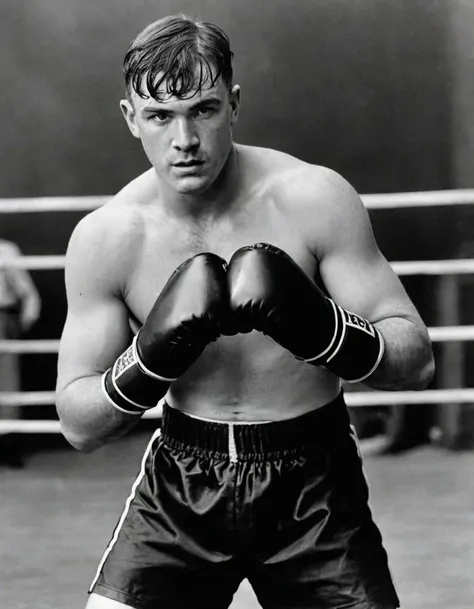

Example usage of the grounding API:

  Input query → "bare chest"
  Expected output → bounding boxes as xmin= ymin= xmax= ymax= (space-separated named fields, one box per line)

xmin=123 ymin=197 xmax=319 ymax=324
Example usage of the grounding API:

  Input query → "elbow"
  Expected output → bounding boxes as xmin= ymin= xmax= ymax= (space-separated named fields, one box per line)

xmin=400 ymin=325 xmax=436 ymax=390
xmin=370 ymin=346 xmax=435 ymax=391
xmin=58 ymin=420 xmax=101 ymax=453
xmin=415 ymin=353 xmax=436 ymax=390
xmin=399 ymin=351 xmax=435 ymax=391
xmin=56 ymin=395 xmax=102 ymax=453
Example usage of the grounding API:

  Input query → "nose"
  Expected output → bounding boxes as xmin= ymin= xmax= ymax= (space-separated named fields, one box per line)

xmin=171 ymin=118 xmax=199 ymax=152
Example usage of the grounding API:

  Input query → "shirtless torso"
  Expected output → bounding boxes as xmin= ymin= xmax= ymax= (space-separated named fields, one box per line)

xmin=57 ymin=140 xmax=431 ymax=439
xmin=77 ymin=145 xmax=346 ymax=422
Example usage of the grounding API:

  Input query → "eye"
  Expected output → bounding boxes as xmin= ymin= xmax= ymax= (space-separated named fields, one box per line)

xmin=196 ymin=106 xmax=212 ymax=117
xmin=151 ymin=111 xmax=169 ymax=122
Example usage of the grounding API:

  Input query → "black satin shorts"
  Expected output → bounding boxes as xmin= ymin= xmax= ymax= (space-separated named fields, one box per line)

xmin=89 ymin=392 xmax=399 ymax=609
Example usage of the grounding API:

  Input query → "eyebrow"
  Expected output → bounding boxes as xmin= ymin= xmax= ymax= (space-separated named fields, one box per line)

xmin=141 ymin=96 xmax=223 ymax=115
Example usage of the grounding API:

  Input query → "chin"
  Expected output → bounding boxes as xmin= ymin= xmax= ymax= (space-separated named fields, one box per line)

xmin=174 ymin=175 xmax=212 ymax=195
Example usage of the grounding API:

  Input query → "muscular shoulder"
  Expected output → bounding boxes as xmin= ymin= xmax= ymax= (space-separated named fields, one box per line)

xmin=239 ymin=144 xmax=360 ymax=213
xmin=275 ymin=162 xmax=362 ymax=219
xmin=259 ymin=155 xmax=369 ymax=256
xmin=65 ymin=172 xmax=153 ymax=296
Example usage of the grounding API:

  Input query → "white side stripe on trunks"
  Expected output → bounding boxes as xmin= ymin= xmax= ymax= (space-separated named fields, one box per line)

xmin=88 ymin=426 xmax=162 ymax=592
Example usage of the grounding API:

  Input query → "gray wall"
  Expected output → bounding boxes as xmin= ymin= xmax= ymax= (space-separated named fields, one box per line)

xmin=0 ymin=0 xmax=453 ymax=198
xmin=449 ymin=0 xmax=474 ymax=189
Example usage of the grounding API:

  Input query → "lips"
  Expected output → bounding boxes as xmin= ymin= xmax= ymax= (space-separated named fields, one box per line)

xmin=173 ymin=160 xmax=203 ymax=167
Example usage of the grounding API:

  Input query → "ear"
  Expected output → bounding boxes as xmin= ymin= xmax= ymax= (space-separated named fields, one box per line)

xmin=229 ymin=85 xmax=241 ymax=126
xmin=120 ymin=98 xmax=140 ymax=138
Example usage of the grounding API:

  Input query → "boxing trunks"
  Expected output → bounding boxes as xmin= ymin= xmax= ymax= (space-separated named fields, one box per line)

xmin=89 ymin=392 xmax=399 ymax=609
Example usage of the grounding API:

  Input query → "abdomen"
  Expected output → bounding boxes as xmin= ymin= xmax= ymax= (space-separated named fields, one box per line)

xmin=167 ymin=331 xmax=341 ymax=421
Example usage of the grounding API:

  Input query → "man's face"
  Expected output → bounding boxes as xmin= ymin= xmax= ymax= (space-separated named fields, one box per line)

xmin=120 ymin=75 xmax=240 ymax=195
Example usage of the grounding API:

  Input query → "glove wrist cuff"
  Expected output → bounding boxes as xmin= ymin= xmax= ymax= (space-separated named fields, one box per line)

xmin=303 ymin=299 xmax=343 ymax=364
xmin=101 ymin=336 xmax=172 ymax=415
xmin=305 ymin=301 xmax=385 ymax=383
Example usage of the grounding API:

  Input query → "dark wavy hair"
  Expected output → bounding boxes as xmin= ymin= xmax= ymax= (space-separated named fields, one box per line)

xmin=123 ymin=14 xmax=234 ymax=102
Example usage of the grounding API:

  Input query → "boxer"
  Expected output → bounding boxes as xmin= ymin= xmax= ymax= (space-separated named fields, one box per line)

xmin=56 ymin=14 xmax=434 ymax=609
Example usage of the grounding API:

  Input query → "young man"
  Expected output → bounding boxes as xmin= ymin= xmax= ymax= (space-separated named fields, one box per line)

xmin=56 ymin=14 xmax=434 ymax=609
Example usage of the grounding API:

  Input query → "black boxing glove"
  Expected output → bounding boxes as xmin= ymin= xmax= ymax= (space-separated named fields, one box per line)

xmin=103 ymin=252 xmax=228 ymax=414
xmin=227 ymin=243 xmax=384 ymax=383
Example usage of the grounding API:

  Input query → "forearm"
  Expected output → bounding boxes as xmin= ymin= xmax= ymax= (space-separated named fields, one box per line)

xmin=56 ymin=375 xmax=143 ymax=452
xmin=24 ymin=292 xmax=40 ymax=317
xmin=363 ymin=317 xmax=435 ymax=391
xmin=20 ymin=294 xmax=41 ymax=329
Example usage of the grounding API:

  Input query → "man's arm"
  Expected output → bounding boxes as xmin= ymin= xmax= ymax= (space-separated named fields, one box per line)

xmin=56 ymin=212 xmax=142 ymax=452
xmin=312 ymin=168 xmax=434 ymax=390
xmin=0 ymin=241 xmax=41 ymax=331
xmin=57 ymin=207 xmax=230 ymax=452
xmin=9 ymin=245 xmax=41 ymax=331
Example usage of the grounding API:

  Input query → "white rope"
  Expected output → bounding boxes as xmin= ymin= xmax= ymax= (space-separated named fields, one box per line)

xmin=391 ymin=259 xmax=474 ymax=276
xmin=1 ymin=325 xmax=472 ymax=355
xmin=0 ymin=340 xmax=60 ymax=353
xmin=346 ymin=388 xmax=474 ymax=406
xmin=0 ymin=388 xmax=473 ymax=434
xmin=0 ymin=256 xmax=66 ymax=270
xmin=0 ymin=391 xmax=56 ymax=406
xmin=1 ymin=387 xmax=474 ymax=409
xmin=0 ymin=420 xmax=61 ymax=434
xmin=0 ymin=196 xmax=108 ymax=213
xmin=428 ymin=326 xmax=474 ymax=342
xmin=362 ymin=189 xmax=474 ymax=208
xmin=142 ymin=389 xmax=474 ymax=407
xmin=1 ymin=190 xmax=474 ymax=214
xmin=4 ymin=256 xmax=474 ymax=276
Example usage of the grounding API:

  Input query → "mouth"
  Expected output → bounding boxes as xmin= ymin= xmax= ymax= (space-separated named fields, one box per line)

xmin=172 ymin=160 xmax=204 ymax=168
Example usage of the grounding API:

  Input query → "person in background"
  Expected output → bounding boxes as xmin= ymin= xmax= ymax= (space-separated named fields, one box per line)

xmin=0 ymin=238 xmax=41 ymax=465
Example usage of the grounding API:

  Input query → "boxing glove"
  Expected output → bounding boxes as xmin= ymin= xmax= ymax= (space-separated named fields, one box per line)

xmin=103 ymin=252 xmax=229 ymax=414
xmin=227 ymin=243 xmax=384 ymax=383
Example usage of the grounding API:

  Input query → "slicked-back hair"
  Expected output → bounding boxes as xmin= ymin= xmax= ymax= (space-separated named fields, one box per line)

xmin=123 ymin=14 xmax=234 ymax=102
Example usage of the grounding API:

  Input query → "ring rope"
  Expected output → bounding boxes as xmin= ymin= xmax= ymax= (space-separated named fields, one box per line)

xmin=1 ymin=189 xmax=474 ymax=214
xmin=0 ymin=391 xmax=56 ymax=406
xmin=0 ymin=196 xmax=108 ymax=213
xmin=0 ymin=420 xmax=61 ymax=433
xmin=362 ymin=189 xmax=474 ymax=208
xmin=0 ymin=256 xmax=66 ymax=270
xmin=0 ymin=325 xmax=471 ymax=355
xmin=1 ymin=388 xmax=474 ymax=435
xmin=391 ymin=259 xmax=474 ymax=276
xmin=5 ymin=256 xmax=474 ymax=276
xmin=1 ymin=387 xmax=474 ymax=409
xmin=0 ymin=340 xmax=60 ymax=353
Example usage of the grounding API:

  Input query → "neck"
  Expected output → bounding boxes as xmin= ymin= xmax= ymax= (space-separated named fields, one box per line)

xmin=156 ymin=145 xmax=241 ymax=220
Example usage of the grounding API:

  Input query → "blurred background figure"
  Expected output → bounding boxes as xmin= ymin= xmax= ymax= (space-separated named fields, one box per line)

xmin=0 ymin=238 xmax=41 ymax=465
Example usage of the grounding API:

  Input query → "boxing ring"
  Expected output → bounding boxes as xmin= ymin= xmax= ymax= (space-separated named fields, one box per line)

xmin=1 ymin=189 xmax=474 ymax=435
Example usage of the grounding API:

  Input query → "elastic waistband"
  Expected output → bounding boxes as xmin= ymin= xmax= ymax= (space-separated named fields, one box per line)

xmin=161 ymin=392 xmax=350 ymax=461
